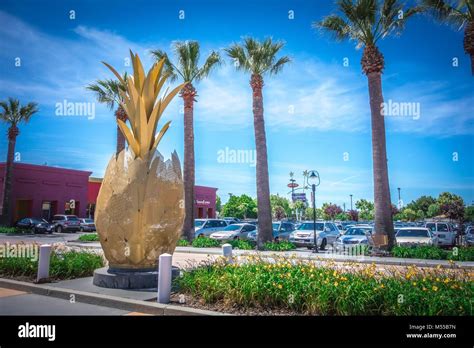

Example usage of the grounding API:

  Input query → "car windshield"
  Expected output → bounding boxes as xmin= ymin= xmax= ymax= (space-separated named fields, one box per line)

xmin=224 ymin=225 xmax=241 ymax=231
xmin=83 ymin=219 xmax=94 ymax=223
xmin=67 ymin=216 xmax=79 ymax=221
xmin=345 ymin=228 xmax=369 ymax=236
xmin=426 ymin=223 xmax=435 ymax=231
xmin=272 ymin=223 xmax=280 ymax=231
xmin=195 ymin=220 xmax=205 ymax=227
xmin=298 ymin=223 xmax=324 ymax=231
xmin=396 ymin=229 xmax=430 ymax=238
xmin=31 ymin=218 xmax=44 ymax=224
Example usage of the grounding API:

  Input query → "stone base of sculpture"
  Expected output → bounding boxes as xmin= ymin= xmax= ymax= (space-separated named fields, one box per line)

xmin=93 ymin=266 xmax=180 ymax=289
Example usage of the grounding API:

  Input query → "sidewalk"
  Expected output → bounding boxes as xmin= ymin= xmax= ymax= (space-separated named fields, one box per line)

xmin=66 ymin=241 xmax=474 ymax=269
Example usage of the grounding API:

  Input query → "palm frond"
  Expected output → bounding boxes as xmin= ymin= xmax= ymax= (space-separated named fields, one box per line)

xmin=150 ymin=49 xmax=178 ymax=82
xmin=0 ymin=98 xmax=38 ymax=125
xmin=195 ymin=51 xmax=222 ymax=81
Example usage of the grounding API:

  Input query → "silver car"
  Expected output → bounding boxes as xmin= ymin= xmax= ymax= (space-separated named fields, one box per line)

xmin=194 ymin=219 xmax=228 ymax=237
xmin=210 ymin=223 xmax=257 ymax=241
xmin=334 ymin=226 xmax=372 ymax=252
xmin=289 ymin=221 xmax=340 ymax=250
xmin=465 ymin=227 xmax=474 ymax=246
xmin=395 ymin=227 xmax=438 ymax=246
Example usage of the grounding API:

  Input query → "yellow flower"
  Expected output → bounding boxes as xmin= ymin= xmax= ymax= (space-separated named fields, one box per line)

xmin=432 ymin=286 xmax=438 ymax=292
xmin=334 ymin=282 xmax=339 ymax=287
xmin=436 ymin=278 xmax=440 ymax=282
xmin=444 ymin=278 xmax=450 ymax=283
xmin=278 ymin=284 xmax=283 ymax=289
xmin=412 ymin=282 xmax=417 ymax=286
xmin=422 ymin=287 xmax=427 ymax=291
xmin=380 ymin=284 xmax=385 ymax=289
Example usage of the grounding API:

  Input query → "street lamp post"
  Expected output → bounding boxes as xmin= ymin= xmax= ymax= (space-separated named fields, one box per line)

xmin=350 ymin=194 xmax=353 ymax=211
xmin=308 ymin=170 xmax=320 ymax=253
xmin=397 ymin=187 xmax=401 ymax=208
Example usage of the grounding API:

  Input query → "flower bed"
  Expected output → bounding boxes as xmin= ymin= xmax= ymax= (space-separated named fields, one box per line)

xmin=0 ymin=244 xmax=104 ymax=281
xmin=175 ymin=255 xmax=472 ymax=315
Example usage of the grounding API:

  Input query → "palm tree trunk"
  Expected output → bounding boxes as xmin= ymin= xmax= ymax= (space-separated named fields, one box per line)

xmin=366 ymin=72 xmax=395 ymax=249
xmin=181 ymin=84 xmax=196 ymax=242
xmin=463 ymin=20 xmax=474 ymax=76
xmin=251 ymin=74 xmax=273 ymax=250
xmin=115 ymin=106 xmax=127 ymax=156
xmin=1 ymin=125 xmax=19 ymax=226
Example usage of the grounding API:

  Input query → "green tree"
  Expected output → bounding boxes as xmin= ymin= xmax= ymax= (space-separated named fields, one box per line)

xmin=427 ymin=203 xmax=441 ymax=218
xmin=316 ymin=0 xmax=418 ymax=249
xmin=0 ymin=98 xmax=39 ymax=225
xmin=438 ymin=192 xmax=465 ymax=220
xmin=151 ymin=42 xmax=222 ymax=242
xmin=402 ymin=208 xmax=417 ymax=221
xmin=226 ymin=38 xmax=290 ymax=249
xmin=464 ymin=205 xmax=474 ymax=222
xmin=270 ymin=194 xmax=292 ymax=218
xmin=221 ymin=194 xmax=258 ymax=219
xmin=406 ymin=195 xmax=437 ymax=214
xmin=355 ymin=199 xmax=375 ymax=221
xmin=215 ymin=195 xmax=222 ymax=214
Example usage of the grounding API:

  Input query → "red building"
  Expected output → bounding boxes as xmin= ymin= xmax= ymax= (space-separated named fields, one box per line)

xmin=0 ymin=163 xmax=91 ymax=223
xmin=0 ymin=162 xmax=218 ymax=222
xmin=86 ymin=178 xmax=218 ymax=219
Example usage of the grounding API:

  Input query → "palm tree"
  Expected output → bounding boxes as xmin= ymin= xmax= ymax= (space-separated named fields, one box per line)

xmin=151 ymin=41 xmax=221 ymax=242
xmin=421 ymin=0 xmax=474 ymax=75
xmin=225 ymin=38 xmax=291 ymax=249
xmin=87 ymin=74 xmax=128 ymax=156
xmin=315 ymin=0 xmax=418 ymax=249
xmin=0 ymin=98 xmax=38 ymax=225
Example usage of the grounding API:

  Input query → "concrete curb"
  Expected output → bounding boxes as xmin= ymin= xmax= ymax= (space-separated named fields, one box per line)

xmin=0 ymin=278 xmax=227 ymax=316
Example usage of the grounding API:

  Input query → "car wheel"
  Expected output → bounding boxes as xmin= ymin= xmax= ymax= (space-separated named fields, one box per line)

xmin=198 ymin=233 xmax=204 ymax=238
xmin=57 ymin=225 xmax=63 ymax=233
xmin=320 ymin=238 xmax=327 ymax=250
xmin=233 ymin=236 xmax=239 ymax=240
xmin=80 ymin=227 xmax=84 ymax=232
xmin=307 ymin=246 xmax=313 ymax=250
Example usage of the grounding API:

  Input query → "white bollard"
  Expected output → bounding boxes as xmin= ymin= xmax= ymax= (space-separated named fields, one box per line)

xmin=157 ymin=253 xmax=172 ymax=304
xmin=37 ymin=244 xmax=52 ymax=282
xmin=222 ymin=243 xmax=233 ymax=263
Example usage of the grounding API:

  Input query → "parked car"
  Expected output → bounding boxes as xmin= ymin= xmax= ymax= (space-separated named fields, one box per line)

xmin=222 ymin=217 xmax=240 ymax=225
xmin=210 ymin=223 xmax=257 ymax=241
xmin=247 ymin=221 xmax=295 ymax=242
xmin=194 ymin=219 xmax=228 ymax=237
xmin=465 ymin=226 xmax=474 ymax=246
xmin=79 ymin=218 xmax=96 ymax=232
xmin=16 ymin=217 xmax=54 ymax=234
xmin=51 ymin=214 xmax=81 ymax=233
xmin=289 ymin=221 xmax=340 ymax=250
xmin=395 ymin=227 xmax=437 ymax=246
xmin=425 ymin=222 xmax=456 ymax=247
xmin=272 ymin=221 xmax=296 ymax=240
xmin=334 ymin=226 xmax=372 ymax=252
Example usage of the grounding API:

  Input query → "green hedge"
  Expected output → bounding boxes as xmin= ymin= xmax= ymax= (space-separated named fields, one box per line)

xmin=264 ymin=241 xmax=296 ymax=251
xmin=392 ymin=246 xmax=474 ymax=261
xmin=228 ymin=239 xmax=254 ymax=250
xmin=0 ymin=226 xmax=30 ymax=234
xmin=191 ymin=237 xmax=221 ymax=248
xmin=0 ymin=250 xmax=103 ymax=280
xmin=176 ymin=256 xmax=472 ymax=315
xmin=77 ymin=233 xmax=99 ymax=242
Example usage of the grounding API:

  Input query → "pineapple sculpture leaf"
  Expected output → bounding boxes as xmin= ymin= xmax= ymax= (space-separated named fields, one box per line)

xmin=102 ymin=50 xmax=187 ymax=159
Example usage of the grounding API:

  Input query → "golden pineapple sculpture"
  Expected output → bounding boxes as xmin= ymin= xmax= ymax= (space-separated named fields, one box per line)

xmin=95 ymin=51 xmax=187 ymax=271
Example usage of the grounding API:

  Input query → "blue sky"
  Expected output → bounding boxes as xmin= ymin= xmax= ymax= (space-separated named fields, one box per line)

xmin=0 ymin=0 xmax=473 ymax=207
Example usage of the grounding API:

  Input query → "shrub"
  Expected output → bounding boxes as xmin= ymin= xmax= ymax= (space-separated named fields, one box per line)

xmin=177 ymin=239 xmax=190 ymax=247
xmin=0 ymin=226 xmax=29 ymax=234
xmin=228 ymin=239 xmax=253 ymax=250
xmin=392 ymin=246 xmax=474 ymax=261
xmin=191 ymin=237 xmax=221 ymax=248
xmin=263 ymin=240 xmax=296 ymax=251
xmin=77 ymin=233 xmax=99 ymax=242
xmin=175 ymin=256 xmax=472 ymax=315
xmin=0 ymin=249 xmax=103 ymax=280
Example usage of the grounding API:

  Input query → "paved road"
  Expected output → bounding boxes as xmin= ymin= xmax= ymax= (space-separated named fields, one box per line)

xmin=0 ymin=232 xmax=90 ymax=244
xmin=0 ymin=287 xmax=150 ymax=315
